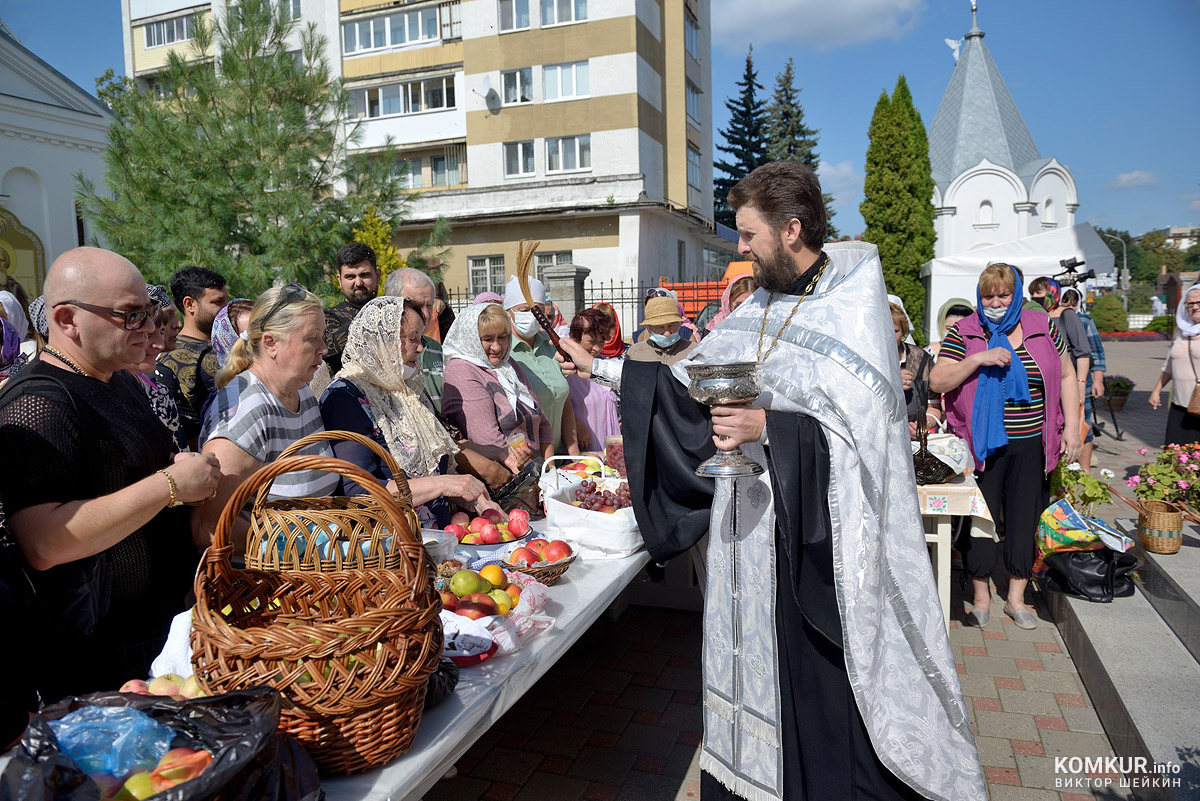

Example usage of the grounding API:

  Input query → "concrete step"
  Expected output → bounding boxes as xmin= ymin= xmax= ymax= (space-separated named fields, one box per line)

xmin=1043 ymin=568 xmax=1200 ymax=800
xmin=1117 ymin=519 xmax=1200 ymax=666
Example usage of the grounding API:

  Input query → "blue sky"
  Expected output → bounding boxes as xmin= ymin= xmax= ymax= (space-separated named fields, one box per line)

xmin=5 ymin=0 xmax=1198 ymax=238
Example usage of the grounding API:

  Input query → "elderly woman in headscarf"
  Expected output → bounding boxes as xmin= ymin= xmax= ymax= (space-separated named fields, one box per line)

xmin=0 ymin=290 xmax=32 ymax=359
xmin=0 ymin=317 xmax=21 ymax=390
xmin=592 ymin=302 xmax=625 ymax=358
xmin=705 ymin=275 xmax=758 ymax=333
xmin=131 ymin=285 xmax=188 ymax=453
xmin=1150 ymin=282 xmax=1200 ymax=446
xmin=319 ymin=296 xmax=500 ymax=528
xmin=442 ymin=302 xmax=551 ymax=472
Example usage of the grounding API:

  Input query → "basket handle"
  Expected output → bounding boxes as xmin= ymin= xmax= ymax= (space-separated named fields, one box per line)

xmin=1109 ymin=488 xmax=1144 ymax=515
xmin=259 ymin=430 xmax=414 ymax=507
xmin=208 ymin=454 xmax=419 ymax=583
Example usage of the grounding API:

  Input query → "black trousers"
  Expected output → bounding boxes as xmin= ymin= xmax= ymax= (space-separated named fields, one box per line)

xmin=962 ymin=436 xmax=1048 ymax=580
xmin=1164 ymin=403 xmax=1200 ymax=447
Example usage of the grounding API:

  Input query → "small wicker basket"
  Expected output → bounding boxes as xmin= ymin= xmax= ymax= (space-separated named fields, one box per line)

xmin=502 ymin=554 xmax=577 ymax=586
xmin=1138 ymin=499 xmax=1183 ymax=555
xmin=244 ymin=430 xmax=423 ymax=572
xmin=191 ymin=455 xmax=442 ymax=775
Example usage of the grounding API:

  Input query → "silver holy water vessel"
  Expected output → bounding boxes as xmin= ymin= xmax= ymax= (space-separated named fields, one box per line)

xmin=685 ymin=361 xmax=765 ymax=478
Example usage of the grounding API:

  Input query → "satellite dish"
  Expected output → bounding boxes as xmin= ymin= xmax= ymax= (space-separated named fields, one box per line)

xmin=480 ymin=75 xmax=492 ymax=96
xmin=484 ymin=89 xmax=501 ymax=114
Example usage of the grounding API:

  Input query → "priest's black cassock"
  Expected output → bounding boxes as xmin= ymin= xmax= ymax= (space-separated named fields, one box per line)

xmin=620 ymin=274 xmax=923 ymax=801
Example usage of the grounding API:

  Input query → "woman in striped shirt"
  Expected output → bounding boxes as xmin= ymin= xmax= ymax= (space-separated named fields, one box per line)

xmin=931 ymin=263 xmax=1081 ymax=630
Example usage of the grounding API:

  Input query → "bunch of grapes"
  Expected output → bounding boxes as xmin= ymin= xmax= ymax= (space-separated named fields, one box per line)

xmin=605 ymin=441 xmax=627 ymax=478
xmin=572 ymin=480 xmax=633 ymax=512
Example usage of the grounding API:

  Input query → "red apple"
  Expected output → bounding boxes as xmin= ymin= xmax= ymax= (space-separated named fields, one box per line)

xmin=543 ymin=540 xmax=573 ymax=563
xmin=438 ymin=589 xmax=458 ymax=612
xmin=508 ymin=508 xmax=530 ymax=525
xmin=119 ymin=679 xmax=150 ymax=695
xmin=150 ymin=747 xmax=212 ymax=792
xmin=455 ymin=601 xmax=493 ymax=620
xmin=450 ymin=511 xmax=471 ymax=527
xmin=508 ymin=517 xmax=530 ymax=537
xmin=508 ymin=546 xmax=540 ymax=567
xmin=479 ymin=524 xmax=502 ymax=544
xmin=461 ymin=532 xmax=483 ymax=545
xmin=482 ymin=508 xmax=503 ymax=524
xmin=469 ymin=516 xmax=491 ymax=532
xmin=526 ymin=538 xmax=550 ymax=557
xmin=444 ymin=523 xmax=468 ymax=541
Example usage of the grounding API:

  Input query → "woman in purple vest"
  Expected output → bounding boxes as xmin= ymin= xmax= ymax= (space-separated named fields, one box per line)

xmin=931 ymin=263 xmax=1082 ymax=630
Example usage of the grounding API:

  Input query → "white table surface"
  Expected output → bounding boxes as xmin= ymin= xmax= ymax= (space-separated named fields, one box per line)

xmin=321 ymin=549 xmax=651 ymax=801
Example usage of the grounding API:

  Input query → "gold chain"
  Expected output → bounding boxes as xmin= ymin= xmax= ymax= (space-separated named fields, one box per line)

xmin=756 ymin=254 xmax=830 ymax=363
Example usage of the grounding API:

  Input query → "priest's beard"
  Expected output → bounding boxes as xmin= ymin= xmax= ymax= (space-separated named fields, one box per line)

xmin=753 ymin=238 xmax=802 ymax=293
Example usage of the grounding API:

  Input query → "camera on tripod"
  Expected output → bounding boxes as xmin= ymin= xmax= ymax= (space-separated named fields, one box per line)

xmin=1054 ymin=257 xmax=1095 ymax=287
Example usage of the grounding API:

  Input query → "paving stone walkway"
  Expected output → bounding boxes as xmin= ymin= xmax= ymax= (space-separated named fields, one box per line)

xmin=424 ymin=341 xmax=1175 ymax=801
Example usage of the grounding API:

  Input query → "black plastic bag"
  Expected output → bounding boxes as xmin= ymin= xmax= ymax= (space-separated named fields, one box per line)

xmin=1042 ymin=549 xmax=1138 ymax=603
xmin=1 ymin=687 xmax=323 ymax=801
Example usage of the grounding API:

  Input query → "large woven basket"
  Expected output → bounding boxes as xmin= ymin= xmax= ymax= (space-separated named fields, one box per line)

xmin=191 ymin=455 xmax=442 ymax=775
xmin=244 ymin=430 xmax=423 ymax=572
xmin=1138 ymin=499 xmax=1183 ymax=555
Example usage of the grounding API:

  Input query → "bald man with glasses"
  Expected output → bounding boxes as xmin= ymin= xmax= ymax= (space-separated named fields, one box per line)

xmin=0 ymin=247 xmax=221 ymax=706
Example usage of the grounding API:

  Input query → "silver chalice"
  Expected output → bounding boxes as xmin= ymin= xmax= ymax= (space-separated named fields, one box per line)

xmin=685 ymin=361 xmax=765 ymax=478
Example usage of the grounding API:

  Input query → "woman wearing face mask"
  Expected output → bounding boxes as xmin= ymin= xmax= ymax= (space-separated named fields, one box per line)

xmin=931 ymin=263 xmax=1081 ymax=630
xmin=442 ymin=302 xmax=553 ymax=469
xmin=502 ymin=276 xmax=580 ymax=456
xmin=1149 ymin=283 xmax=1200 ymax=446
xmin=626 ymin=297 xmax=698 ymax=366
xmin=319 ymin=296 xmax=501 ymax=528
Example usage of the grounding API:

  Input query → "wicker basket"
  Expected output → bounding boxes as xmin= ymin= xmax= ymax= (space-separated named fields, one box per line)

xmin=191 ymin=455 xmax=442 ymax=775
xmin=502 ymin=554 xmax=577 ymax=586
xmin=1138 ymin=499 xmax=1184 ymax=555
xmin=244 ymin=430 xmax=423 ymax=572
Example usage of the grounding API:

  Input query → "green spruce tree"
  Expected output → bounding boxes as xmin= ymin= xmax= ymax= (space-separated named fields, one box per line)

xmin=764 ymin=58 xmax=838 ymax=239
xmin=860 ymin=75 xmax=936 ymax=343
xmin=77 ymin=0 xmax=409 ymax=297
xmin=714 ymin=46 xmax=768 ymax=229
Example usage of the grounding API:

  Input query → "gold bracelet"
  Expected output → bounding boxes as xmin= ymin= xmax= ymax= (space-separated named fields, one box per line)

xmin=157 ymin=468 xmax=181 ymax=508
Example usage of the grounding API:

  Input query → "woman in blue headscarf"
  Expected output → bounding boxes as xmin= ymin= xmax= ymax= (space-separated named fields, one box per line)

xmin=932 ymin=263 xmax=1081 ymax=630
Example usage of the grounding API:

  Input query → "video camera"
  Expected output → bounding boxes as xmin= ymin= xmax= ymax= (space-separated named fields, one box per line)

xmin=1054 ymin=257 xmax=1095 ymax=288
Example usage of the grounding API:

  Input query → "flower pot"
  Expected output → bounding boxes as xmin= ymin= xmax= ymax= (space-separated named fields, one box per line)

xmin=1105 ymin=392 xmax=1129 ymax=412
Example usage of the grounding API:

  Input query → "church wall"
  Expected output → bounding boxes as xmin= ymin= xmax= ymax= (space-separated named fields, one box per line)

xmin=1029 ymin=171 xmax=1071 ymax=235
xmin=943 ymin=167 xmax=1024 ymax=258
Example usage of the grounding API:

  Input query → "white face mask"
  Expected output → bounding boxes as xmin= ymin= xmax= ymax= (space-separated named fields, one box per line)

xmin=982 ymin=305 xmax=1009 ymax=322
xmin=512 ymin=311 xmax=540 ymax=338
xmin=401 ymin=363 xmax=419 ymax=380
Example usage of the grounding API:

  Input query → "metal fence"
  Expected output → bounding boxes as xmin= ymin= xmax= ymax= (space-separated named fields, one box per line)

xmin=442 ymin=278 xmax=727 ymax=341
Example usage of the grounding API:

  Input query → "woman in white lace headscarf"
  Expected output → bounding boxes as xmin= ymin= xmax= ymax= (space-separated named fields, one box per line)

xmin=319 ymin=296 xmax=501 ymax=527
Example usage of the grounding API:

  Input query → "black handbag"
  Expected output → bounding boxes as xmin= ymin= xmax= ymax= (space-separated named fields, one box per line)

xmin=1041 ymin=549 xmax=1137 ymax=603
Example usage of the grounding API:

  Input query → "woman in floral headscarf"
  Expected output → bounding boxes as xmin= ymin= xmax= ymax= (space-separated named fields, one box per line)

xmin=320 ymin=296 xmax=500 ymax=528
xmin=210 ymin=298 xmax=253 ymax=367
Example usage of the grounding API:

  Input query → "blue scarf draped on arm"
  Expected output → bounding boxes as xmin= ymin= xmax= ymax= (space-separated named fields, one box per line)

xmin=971 ymin=265 xmax=1032 ymax=466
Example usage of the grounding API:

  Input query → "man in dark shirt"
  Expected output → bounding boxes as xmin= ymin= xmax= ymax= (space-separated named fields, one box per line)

xmin=0 ymin=247 xmax=221 ymax=704
xmin=156 ymin=265 xmax=228 ymax=444
xmin=324 ymin=242 xmax=379 ymax=375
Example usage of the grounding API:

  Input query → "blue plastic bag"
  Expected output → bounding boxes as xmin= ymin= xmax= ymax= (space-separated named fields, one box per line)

xmin=46 ymin=705 xmax=172 ymax=777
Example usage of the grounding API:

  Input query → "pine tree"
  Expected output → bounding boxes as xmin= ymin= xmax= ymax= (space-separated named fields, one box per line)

xmin=860 ymin=75 xmax=936 ymax=343
xmin=714 ymin=46 xmax=768 ymax=229
xmin=76 ymin=0 xmax=409 ymax=298
xmin=764 ymin=58 xmax=838 ymax=239
xmin=353 ymin=208 xmax=405 ymax=293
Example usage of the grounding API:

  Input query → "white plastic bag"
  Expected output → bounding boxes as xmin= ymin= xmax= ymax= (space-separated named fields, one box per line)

xmin=542 ymin=479 xmax=643 ymax=559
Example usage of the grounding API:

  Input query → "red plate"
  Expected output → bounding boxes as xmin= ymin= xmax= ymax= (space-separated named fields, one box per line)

xmin=449 ymin=640 xmax=499 ymax=667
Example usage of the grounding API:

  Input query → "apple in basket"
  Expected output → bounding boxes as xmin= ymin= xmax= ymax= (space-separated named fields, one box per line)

xmin=444 ymin=523 xmax=469 ymax=541
xmin=526 ymin=538 xmax=550 ymax=558
xmin=450 ymin=511 xmax=471 ymax=528
xmin=507 ymin=517 xmax=530 ymax=537
xmin=544 ymin=540 xmax=573 ymax=563
xmin=508 ymin=546 xmax=540 ymax=567
xmin=479 ymin=524 xmax=502 ymax=545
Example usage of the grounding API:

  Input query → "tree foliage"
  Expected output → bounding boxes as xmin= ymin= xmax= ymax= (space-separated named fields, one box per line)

xmin=77 ymin=0 xmax=411 ymax=297
xmin=714 ymin=46 xmax=768 ymax=229
xmin=1090 ymin=293 xmax=1128 ymax=333
xmin=406 ymin=216 xmax=454 ymax=283
xmin=763 ymin=58 xmax=837 ymax=239
xmin=860 ymin=76 xmax=935 ymax=343
xmin=352 ymin=208 xmax=405 ymax=293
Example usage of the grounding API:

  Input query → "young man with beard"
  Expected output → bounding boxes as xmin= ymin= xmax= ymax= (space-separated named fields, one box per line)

xmin=557 ymin=161 xmax=985 ymax=800
xmin=156 ymin=265 xmax=228 ymax=446
xmin=323 ymin=243 xmax=380 ymax=375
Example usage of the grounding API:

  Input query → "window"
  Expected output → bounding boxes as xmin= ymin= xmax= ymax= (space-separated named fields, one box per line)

xmin=343 ymin=9 xmax=438 ymax=54
xmin=393 ymin=158 xmax=423 ymax=189
xmin=280 ymin=0 xmax=301 ymax=21
xmin=498 ymin=0 xmax=530 ymax=31
xmin=431 ymin=152 xmax=460 ymax=186
xmin=687 ymin=147 xmax=701 ymax=189
xmin=536 ymin=251 xmax=572 ymax=281
xmin=144 ymin=14 xmax=194 ymax=48
xmin=686 ymin=81 xmax=701 ymax=123
xmin=439 ymin=1 xmax=462 ymax=39
xmin=504 ymin=141 xmax=535 ymax=176
xmin=978 ymin=200 xmax=993 ymax=225
xmin=542 ymin=0 xmax=586 ymax=25
xmin=546 ymin=134 xmax=590 ymax=172
xmin=470 ymin=256 xmax=506 ymax=296
xmin=1043 ymin=198 xmax=1056 ymax=225
xmin=350 ymin=75 xmax=456 ymax=119
xmin=502 ymin=68 xmax=532 ymax=104
xmin=543 ymin=61 xmax=588 ymax=101
xmin=677 ymin=239 xmax=686 ymax=278
xmin=684 ymin=12 xmax=699 ymax=59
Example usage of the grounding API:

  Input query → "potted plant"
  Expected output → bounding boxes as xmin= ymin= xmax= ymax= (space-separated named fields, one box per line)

xmin=1103 ymin=374 xmax=1135 ymax=411
xmin=1051 ymin=462 xmax=1114 ymax=517
xmin=1127 ymin=445 xmax=1200 ymax=506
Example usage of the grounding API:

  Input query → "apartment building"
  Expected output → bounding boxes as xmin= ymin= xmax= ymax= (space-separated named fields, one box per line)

xmin=119 ymin=0 xmax=732 ymax=291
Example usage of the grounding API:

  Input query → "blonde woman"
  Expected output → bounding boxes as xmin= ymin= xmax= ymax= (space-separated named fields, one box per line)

xmin=194 ymin=284 xmax=338 ymax=548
